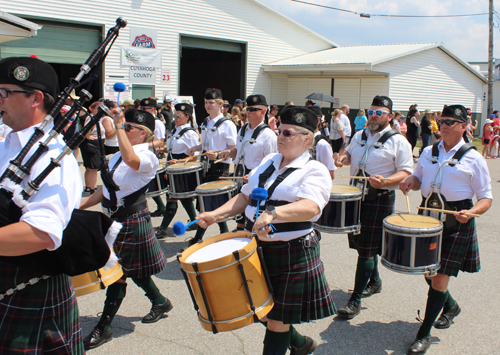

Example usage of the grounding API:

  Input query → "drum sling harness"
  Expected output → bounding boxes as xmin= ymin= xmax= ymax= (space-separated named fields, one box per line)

xmin=352 ymin=129 xmax=400 ymax=201
xmin=420 ymin=141 xmax=476 ymax=228
xmin=200 ymin=117 xmax=231 ymax=175
xmin=234 ymin=122 xmax=271 ymax=177
xmin=245 ymin=159 xmax=313 ymax=233
xmin=101 ymin=157 xmax=149 ymax=220
xmin=167 ymin=126 xmax=196 ymax=160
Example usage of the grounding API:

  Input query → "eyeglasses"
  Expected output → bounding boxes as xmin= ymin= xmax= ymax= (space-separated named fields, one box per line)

xmin=367 ymin=109 xmax=390 ymax=117
xmin=174 ymin=113 xmax=182 ymax=118
xmin=278 ymin=129 xmax=307 ymax=138
xmin=437 ymin=119 xmax=462 ymax=126
xmin=123 ymin=123 xmax=144 ymax=132
xmin=0 ymin=88 xmax=31 ymax=99
xmin=246 ymin=107 xmax=263 ymax=112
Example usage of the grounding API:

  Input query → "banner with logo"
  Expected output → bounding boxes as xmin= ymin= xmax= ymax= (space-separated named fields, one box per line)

xmin=121 ymin=47 xmax=162 ymax=67
xmin=128 ymin=27 xmax=160 ymax=84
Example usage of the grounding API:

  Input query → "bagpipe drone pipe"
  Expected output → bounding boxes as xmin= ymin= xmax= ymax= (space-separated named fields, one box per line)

xmin=0 ymin=18 xmax=127 ymax=277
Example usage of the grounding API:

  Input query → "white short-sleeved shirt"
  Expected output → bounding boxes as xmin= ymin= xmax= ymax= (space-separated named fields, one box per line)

xmin=201 ymin=114 xmax=237 ymax=164
xmin=314 ymin=132 xmax=336 ymax=173
xmin=0 ymin=123 xmax=82 ymax=250
xmin=340 ymin=113 xmax=352 ymax=137
xmin=347 ymin=125 xmax=413 ymax=189
xmin=104 ymin=143 xmax=159 ymax=204
xmin=235 ymin=122 xmax=278 ymax=170
xmin=167 ymin=124 xmax=199 ymax=155
xmin=413 ymin=140 xmax=492 ymax=201
xmin=0 ymin=120 xmax=12 ymax=139
xmin=154 ymin=119 xmax=166 ymax=140
xmin=240 ymin=151 xmax=332 ymax=241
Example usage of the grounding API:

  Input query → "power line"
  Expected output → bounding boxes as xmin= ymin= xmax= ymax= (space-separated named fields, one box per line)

xmin=290 ymin=0 xmax=489 ymax=19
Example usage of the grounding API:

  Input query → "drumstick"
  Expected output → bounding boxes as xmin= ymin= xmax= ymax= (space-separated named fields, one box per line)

xmin=342 ymin=175 xmax=392 ymax=182
xmin=218 ymin=176 xmax=245 ymax=179
xmin=213 ymin=158 xmax=224 ymax=164
xmin=335 ymin=161 xmax=343 ymax=168
xmin=182 ymin=150 xmax=222 ymax=165
xmin=406 ymin=193 xmax=411 ymax=214
xmin=417 ymin=206 xmax=480 ymax=218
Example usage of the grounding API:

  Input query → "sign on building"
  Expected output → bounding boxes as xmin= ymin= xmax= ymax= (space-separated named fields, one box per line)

xmin=127 ymin=27 xmax=161 ymax=84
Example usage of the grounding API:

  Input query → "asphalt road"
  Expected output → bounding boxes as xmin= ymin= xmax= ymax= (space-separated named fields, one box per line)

xmin=78 ymin=158 xmax=499 ymax=355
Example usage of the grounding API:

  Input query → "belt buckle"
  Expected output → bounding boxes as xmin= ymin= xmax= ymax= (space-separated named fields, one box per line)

xmin=304 ymin=234 xmax=311 ymax=248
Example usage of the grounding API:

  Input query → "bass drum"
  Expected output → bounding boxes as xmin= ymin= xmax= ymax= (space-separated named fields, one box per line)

xmin=71 ymin=262 xmax=123 ymax=297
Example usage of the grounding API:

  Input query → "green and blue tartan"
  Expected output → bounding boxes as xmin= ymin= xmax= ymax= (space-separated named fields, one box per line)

xmin=114 ymin=208 xmax=166 ymax=278
xmin=260 ymin=232 xmax=336 ymax=324
xmin=0 ymin=267 xmax=84 ymax=354
xmin=348 ymin=192 xmax=395 ymax=257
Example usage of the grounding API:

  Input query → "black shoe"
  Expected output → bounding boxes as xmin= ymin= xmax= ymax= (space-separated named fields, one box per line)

xmin=150 ymin=208 xmax=166 ymax=217
xmin=434 ymin=302 xmax=461 ymax=329
xmin=337 ymin=299 xmax=361 ymax=319
xmin=362 ymin=280 xmax=382 ymax=298
xmin=407 ymin=335 xmax=431 ymax=354
xmin=156 ymin=228 xmax=168 ymax=239
xmin=290 ymin=336 xmax=317 ymax=355
xmin=187 ymin=237 xmax=202 ymax=246
xmin=142 ymin=299 xmax=173 ymax=323
xmin=186 ymin=221 xmax=198 ymax=232
xmin=83 ymin=315 xmax=113 ymax=350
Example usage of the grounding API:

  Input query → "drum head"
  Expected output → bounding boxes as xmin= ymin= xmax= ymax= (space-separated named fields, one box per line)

xmin=196 ymin=180 xmax=236 ymax=193
xmin=166 ymin=162 xmax=202 ymax=173
xmin=331 ymin=185 xmax=361 ymax=193
xmin=384 ymin=214 xmax=442 ymax=233
xmin=186 ymin=238 xmax=250 ymax=263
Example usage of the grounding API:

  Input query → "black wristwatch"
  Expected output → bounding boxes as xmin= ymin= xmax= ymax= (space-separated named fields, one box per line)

xmin=265 ymin=206 xmax=277 ymax=219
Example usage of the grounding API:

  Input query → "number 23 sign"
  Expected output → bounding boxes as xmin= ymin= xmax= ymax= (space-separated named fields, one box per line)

xmin=161 ymin=69 xmax=171 ymax=82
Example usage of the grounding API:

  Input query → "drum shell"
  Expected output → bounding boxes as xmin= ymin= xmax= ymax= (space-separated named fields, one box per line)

xmin=146 ymin=165 xmax=169 ymax=197
xmin=314 ymin=185 xmax=362 ymax=234
xmin=166 ymin=163 xmax=202 ymax=198
xmin=382 ymin=214 xmax=443 ymax=276
xmin=71 ymin=262 xmax=123 ymax=297
xmin=196 ymin=181 xmax=237 ymax=223
xmin=178 ymin=231 xmax=274 ymax=332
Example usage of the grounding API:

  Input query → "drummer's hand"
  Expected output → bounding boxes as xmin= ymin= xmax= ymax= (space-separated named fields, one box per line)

xmin=242 ymin=174 xmax=249 ymax=184
xmin=196 ymin=212 xmax=217 ymax=229
xmin=368 ymin=175 xmax=385 ymax=189
xmin=252 ymin=212 xmax=274 ymax=239
xmin=338 ymin=154 xmax=350 ymax=165
xmin=168 ymin=159 xmax=178 ymax=164
xmin=206 ymin=150 xmax=218 ymax=160
xmin=188 ymin=147 xmax=197 ymax=156
xmin=455 ymin=210 xmax=472 ymax=224
xmin=219 ymin=150 xmax=230 ymax=160
xmin=110 ymin=108 xmax=124 ymax=125
xmin=399 ymin=176 xmax=413 ymax=194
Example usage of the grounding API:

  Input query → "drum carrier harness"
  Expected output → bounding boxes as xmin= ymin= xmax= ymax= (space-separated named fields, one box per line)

xmin=352 ymin=129 xmax=399 ymax=201
xmin=200 ymin=116 xmax=231 ymax=176
xmin=234 ymin=122 xmax=271 ymax=177
xmin=419 ymin=141 xmax=476 ymax=228
xmin=167 ymin=126 xmax=196 ymax=160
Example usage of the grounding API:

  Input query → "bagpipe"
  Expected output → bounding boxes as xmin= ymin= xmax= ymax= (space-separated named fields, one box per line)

xmin=0 ymin=17 xmax=127 ymax=277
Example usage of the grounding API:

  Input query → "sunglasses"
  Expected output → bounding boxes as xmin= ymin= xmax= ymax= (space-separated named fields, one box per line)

xmin=437 ymin=119 xmax=462 ymax=126
xmin=246 ymin=107 xmax=263 ymax=112
xmin=278 ymin=129 xmax=307 ymax=138
xmin=0 ymin=88 xmax=31 ymax=99
xmin=123 ymin=123 xmax=144 ymax=132
xmin=367 ymin=109 xmax=390 ymax=116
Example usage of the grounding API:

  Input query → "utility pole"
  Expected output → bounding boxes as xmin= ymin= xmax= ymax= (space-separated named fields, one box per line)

xmin=488 ymin=0 xmax=494 ymax=116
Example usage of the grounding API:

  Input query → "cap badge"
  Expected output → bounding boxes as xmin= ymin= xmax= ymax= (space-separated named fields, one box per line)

xmin=144 ymin=100 xmax=149 ymax=105
xmin=455 ymin=108 xmax=462 ymax=117
xmin=252 ymin=96 xmax=258 ymax=103
xmin=14 ymin=66 xmax=29 ymax=81
xmin=136 ymin=114 xmax=145 ymax=123
xmin=294 ymin=113 xmax=305 ymax=123
xmin=383 ymin=99 xmax=390 ymax=107
xmin=210 ymin=92 xmax=217 ymax=99
xmin=180 ymin=105 xmax=185 ymax=111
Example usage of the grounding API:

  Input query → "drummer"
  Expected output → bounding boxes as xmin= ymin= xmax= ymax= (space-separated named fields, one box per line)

xmin=196 ymin=106 xmax=336 ymax=355
xmin=187 ymin=88 xmax=237 ymax=245
xmin=156 ymin=103 xmax=200 ymax=238
xmin=79 ymin=109 xmax=172 ymax=350
xmin=307 ymin=105 xmax=336 ymax=179
xmin=400 ymin=104 xmax=492 ymax=355
xmin=218 ymin=94 xmax=278 ymax=230
xmin=337 ymin=95 xmax=413 ymax=319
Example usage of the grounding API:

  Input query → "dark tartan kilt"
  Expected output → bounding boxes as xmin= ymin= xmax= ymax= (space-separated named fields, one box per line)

xmin=0 ymin=265 xmax=84 ymax=354
xmin=261 ymin=232 xmax=336 ymax=324
xmin=114 ymin=209 xmax=166 ymax=278
xmin=439 ymin=217 xmax=480 ymax=277
xmin=348 ymin=192 xmax=395 ymax=257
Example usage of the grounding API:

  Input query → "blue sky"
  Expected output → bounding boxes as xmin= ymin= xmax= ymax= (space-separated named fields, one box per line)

xmin=258 ymin=0 xmax=500 ymax=62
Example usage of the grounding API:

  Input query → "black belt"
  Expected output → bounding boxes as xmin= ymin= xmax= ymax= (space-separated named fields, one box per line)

xmin=245 ymin=218 xmax=312 ymax=234
xmin=259 ymin=231 xmax=317 ymax=250
xmin=105 ymin=200 xmax=149 ymax=220
xmin=248 ymin=199 xmax=290 ymax=208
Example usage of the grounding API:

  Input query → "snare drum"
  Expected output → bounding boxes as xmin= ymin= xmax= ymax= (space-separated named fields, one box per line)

xmin=146 ymin=164 xmax=169 ymax=197
xmin=178 ymin=231 xmax=274 ymax=333
xmin=382 ymin=214 xmax=443 ymax=276
xmin=71 ymin=262 xmax=123 ymax=297
xmin=166 ymin=162 xmax=203 ymax=198
xmin=314 ymin=185 xmax=362 ymax=234
xmin=196 ymin=181 xmax=237 ymax=222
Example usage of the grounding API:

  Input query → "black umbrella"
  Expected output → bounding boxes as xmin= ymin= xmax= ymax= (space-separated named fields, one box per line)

xmin=306 ymin=93 xmax=339 ymax=105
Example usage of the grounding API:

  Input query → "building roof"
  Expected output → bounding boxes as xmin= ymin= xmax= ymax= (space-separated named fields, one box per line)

xmin=0 ymin=10 xmax=41 ymax=43
xmin=263 ymin=42 xmax=486 ymax=82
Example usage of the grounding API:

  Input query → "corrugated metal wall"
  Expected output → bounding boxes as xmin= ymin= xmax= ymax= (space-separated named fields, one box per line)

xmin=1 ymin=0 xmax=333 ymax=102
xmin=332 ymin=77 xmax=388 ymax=110
xmin=286 ymin=78 xmax=331 ymax=106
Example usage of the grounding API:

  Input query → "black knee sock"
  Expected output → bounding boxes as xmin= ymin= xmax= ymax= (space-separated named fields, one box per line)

xmin=371 ymin=255 xmax=381 ymax=283
xmin=262 ymin=328 xmax=291 ymax=355
xmin=160 ymin=201 xmax=178 ymax=229
xmin=132 ymin=276 xmax=166 ymax=305
xmin=417 ymin=287 xmax=448 ymax=339
xmin=289 ymin=325 xmax=306 ymax=349
xmin=193 ymin=226 xmax=205 ymax=241
xmin=351 ymin=257 xmax=375 ymax=303
xmin=218 ymin=221 xmax=228 ymax=234
xmin=180 ymin=198 xmax=197 ymax=222
xmin=425 ymin=277 xmax=455 ymax=312
xmin=153 ymin=196 xmax=165 ymax=209
xmin=102 ymin=282 xmax=127 ymax=330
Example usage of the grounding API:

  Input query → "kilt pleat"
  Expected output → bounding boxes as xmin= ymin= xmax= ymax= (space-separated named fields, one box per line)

xmin=261 ymin=232 xmax=336 ymax=324
xmin=348 ymin=193 xmax=395 ymax=257
xmin=0 ymin=267 xmax=83 ymax=355
xmin=114 ymin=209 xmax=166 ymax=278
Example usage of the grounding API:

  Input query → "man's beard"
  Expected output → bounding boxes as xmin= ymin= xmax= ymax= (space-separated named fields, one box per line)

xmin=368 ymin=121 xmax=381 ymax=132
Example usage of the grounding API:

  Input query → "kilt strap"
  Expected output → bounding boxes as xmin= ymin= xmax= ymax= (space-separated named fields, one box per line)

xmin=259 ymin=231 xmax=318 ymax=250
xmin=245 ymin=218 xmax=312 ymax=234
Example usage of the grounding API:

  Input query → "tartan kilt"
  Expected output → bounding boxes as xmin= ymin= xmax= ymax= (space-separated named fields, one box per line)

xmin=0 ymin=264 xmax=83 ymax=354
xmin=439 ymin=216 xmax=480 ymax=277
xmin=114 ymin=209 xmax=166 ymax=278
xmin=261 ymin=232 xmax=336 ymax=324
xmin=348 ymin=192 xmax=395 ymax=257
